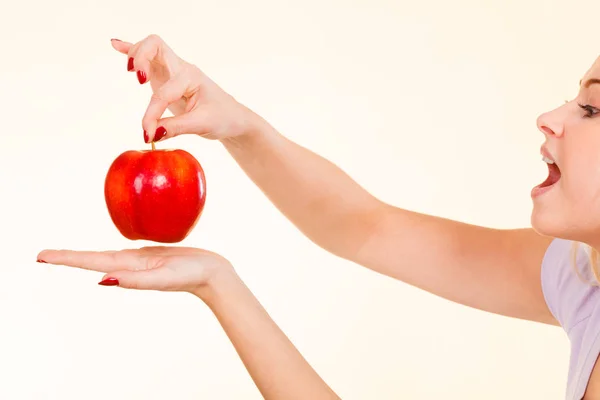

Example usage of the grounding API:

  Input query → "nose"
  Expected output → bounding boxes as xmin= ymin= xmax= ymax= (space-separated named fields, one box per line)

xmin=536 ymin=104 xmax=566 ymax=138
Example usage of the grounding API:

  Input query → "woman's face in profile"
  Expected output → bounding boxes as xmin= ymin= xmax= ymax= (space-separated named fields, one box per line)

xmin=531 ymin=56 xmax=600 ymax=245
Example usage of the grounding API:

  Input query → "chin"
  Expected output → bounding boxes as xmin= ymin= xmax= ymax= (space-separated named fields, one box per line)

xmin=530 ymin=205 xmax=568 ymax=239
xmin=531 ymin=211 xmax=557 ymax=238
xmin=531 ymin=205 xmax=594 ymax=244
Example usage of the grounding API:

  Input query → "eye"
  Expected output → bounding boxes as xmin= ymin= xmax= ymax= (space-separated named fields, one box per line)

xmin=578 ymin=103 xmax=600 ymax=118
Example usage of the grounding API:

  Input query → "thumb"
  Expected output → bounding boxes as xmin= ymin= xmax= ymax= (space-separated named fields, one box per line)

xmin=98 ymin=269 xmax=166 ymax=290
xmin=154 ymin=111 xmax=210 ymax=141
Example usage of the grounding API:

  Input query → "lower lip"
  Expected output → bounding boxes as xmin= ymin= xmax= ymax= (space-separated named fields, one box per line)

xmin=531 ymin=182 xmax=558 ymax=198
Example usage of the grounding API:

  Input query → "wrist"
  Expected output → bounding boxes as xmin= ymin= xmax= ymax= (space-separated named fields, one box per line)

xmin=191 ymin=264 xmax=243 ymax=306
xmin=222 ymin=105 xmax=278 ymax=148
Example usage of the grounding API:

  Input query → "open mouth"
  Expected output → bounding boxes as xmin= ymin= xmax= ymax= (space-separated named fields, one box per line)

xmin=537 ymin=155 xmax=561 ymax=189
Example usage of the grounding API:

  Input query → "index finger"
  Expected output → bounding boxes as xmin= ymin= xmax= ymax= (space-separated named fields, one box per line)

xmin=36 ymin=249 xmax=135 ymax=273
xmin=111 ymin=38 xmax=133 ymax=55
xmin=142 ymin=73 xmax=190 ymax=141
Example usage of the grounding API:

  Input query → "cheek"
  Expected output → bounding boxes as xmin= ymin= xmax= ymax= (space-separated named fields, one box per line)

xmin=562 ymin=148 xmax=600 ymax=207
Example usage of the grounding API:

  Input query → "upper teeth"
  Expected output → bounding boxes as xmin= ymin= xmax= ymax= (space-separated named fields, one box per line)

xmin=542 ymin=156 xmax=555 ymax=165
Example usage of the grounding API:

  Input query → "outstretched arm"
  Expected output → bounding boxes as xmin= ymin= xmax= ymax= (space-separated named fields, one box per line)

xmin=37 ymin=247 xmax=340 ymax=400
xmin=222 ymin=118 xmax=556 ymax=325
xmin=222 ymin=118 xmax=382 ymax=259
xmin=200 ymin=268 xmax=340 ymax=400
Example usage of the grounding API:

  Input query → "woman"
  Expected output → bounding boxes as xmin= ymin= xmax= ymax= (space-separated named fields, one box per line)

xmin=36 ymin=35 xmax=600 ymax=399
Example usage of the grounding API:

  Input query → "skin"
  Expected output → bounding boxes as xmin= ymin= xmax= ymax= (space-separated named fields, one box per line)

xmin=532 ymin=56 xmax=600 ymax=399
xmin=533 ymin=56 xmax=600 ymax=247
xmin=36 ymin=35 xmax=600 ymax=398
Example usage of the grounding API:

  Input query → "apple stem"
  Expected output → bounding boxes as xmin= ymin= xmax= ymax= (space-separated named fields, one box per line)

xmin=151 ymin=142 xmax=156 ymax=151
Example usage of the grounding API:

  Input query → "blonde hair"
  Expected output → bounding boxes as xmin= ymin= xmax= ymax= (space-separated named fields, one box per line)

xmin=572 ymin=241 xmax=600 ymax=285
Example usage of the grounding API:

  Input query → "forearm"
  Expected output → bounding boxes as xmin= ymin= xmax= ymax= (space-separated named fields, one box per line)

xmin=197 ymin=269 xmax=340 ymax=400
xmin=222 ymin=113 xmax=383 ymax=258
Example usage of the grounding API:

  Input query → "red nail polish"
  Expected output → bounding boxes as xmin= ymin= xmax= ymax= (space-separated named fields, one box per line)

xmin=154 ymin=126 xmax=167 ymax=141
xmin=143 ymin=130 xmax=149 ymax=143
xmin=36 ymin=259 xmax=47 ymax=263
xmin=137 ymin=70 xmax=147 ymax=84
xmin=127 ymin=57 xmax=134 ymax=71
xmin=98 ymin=277 xmax=119 ymax=286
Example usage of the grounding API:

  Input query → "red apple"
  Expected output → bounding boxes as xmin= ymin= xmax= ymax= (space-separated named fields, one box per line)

xmin=104 ymin=148 xmax=207 ymax=243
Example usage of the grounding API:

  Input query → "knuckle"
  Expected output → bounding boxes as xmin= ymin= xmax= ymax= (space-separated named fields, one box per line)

xmin=184 ymin=72 xmax=196 ymax=88
xmin=141 ymin=117 xmax=154 ymax=130
xmin=151 ymin=91 xmax=167 ymax=104
xmin=126 ymin=280 xmax=139 ymax=290
xmin=146 ymin=34 xmax=162 ymax=45
xmin=142 ymin=109 xmax=156 ymax=124
xmin=180 ymin=66 xmax=203 ymax=94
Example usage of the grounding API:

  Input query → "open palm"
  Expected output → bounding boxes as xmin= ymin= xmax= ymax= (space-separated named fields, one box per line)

xmin=36 ymin=246 xmax=232 ymax=293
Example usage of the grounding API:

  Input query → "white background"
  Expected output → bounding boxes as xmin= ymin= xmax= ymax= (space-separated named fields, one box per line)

xmin=2 ymin=0 xmax=597 ymax=398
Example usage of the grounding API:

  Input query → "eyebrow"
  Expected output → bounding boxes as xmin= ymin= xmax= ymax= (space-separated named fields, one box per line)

xmin=580 ymin=78 xmax=600 ymax=88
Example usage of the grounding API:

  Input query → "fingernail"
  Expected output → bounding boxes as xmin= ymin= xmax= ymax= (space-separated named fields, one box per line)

xmin=143 ymin=130 xmax=149 ymax=143
xmin=36 ymin=259 xmax=47 ymax=263
xmin=111 ymin=38 xmax=121 ymax=42
xmin=154 ymin=126 xmax=167 ymax=141
xmin=127 ymin=57 xmax=134 ymax=71
xmin=137 ymin=70 xmax=147 ymax=84
xmin=98 ymin=277 xmax=119 ymax=286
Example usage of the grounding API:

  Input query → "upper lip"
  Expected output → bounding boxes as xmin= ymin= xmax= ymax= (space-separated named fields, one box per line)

xmin=540 ymin=145 xmax=557 ymax=164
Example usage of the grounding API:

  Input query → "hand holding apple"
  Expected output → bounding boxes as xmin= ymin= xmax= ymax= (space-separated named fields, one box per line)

xmin=104 ymin=147 xmax=206 ymax=243
xmin=111 ymin=35 xmax=262 ymax=143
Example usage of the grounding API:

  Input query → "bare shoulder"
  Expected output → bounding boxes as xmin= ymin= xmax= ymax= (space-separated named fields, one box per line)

xmin=352 ymin=206 xmax=557 ymax=324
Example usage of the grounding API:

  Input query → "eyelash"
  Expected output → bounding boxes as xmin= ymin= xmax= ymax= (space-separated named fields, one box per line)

xmin=578 ymin=103 xmax=600 ymax=118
